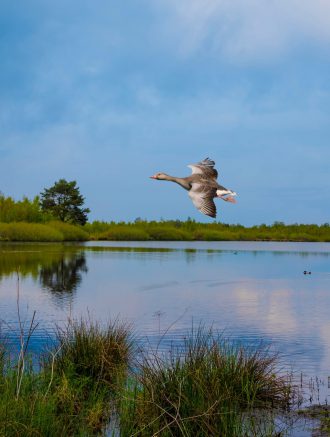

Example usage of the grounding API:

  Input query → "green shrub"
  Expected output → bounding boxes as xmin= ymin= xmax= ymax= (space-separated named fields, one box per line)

xmin=147 ymin=226 xmax=191 ymax=240
xmin=84 ymin=221 xmax=114 ymax=235
xmin=98 ymin=226 xmax=149 ymax=241
xmin=0 ymin=194 xmax=46 ymax=223
xmin=193 ymin=230 xmax=236 ymax=241
xmin=0 ymin=222 xmax=88 ymax=242
xmin=48 ymin=221 xmax=89 ymax=241
xmin=0 ymin=223 xmax=63 ymax=242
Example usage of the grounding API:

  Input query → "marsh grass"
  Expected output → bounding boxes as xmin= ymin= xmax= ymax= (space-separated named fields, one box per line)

xmin=2 ymin=219 xmax=330 ymax=242
xmin=120 ymin=327 xmax=292 ymax=436
xmin=0 ymin=222 xmax=63 ymax=242
xmin=0 ymin=221 xmax=88 ymax=242
xmin=48 ymin=221 xmax=89 ymax=241
xmin=85 ymin=220 xmax=330 ymax=242
xmin=0 ymin=318 xmax=133 ymax=436
xmin=147 ymin=227 xmax=191 ymax=241
xmin=96 ymin=225 xmax=150 ymax=241
xmin=0 ymin=290 xmax=296 ymax=437
xmin=48 ymin=317 xmax=134 ymax=391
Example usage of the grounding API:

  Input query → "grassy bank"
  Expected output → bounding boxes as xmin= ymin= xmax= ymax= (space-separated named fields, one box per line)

xmin=0 ymin=321 xmax=295 ymax=436
xmin=0 ymin=221 xmax=88 ymax=242
xmin=0 ymin=318 xmax=132 ymax=436
xmin=86 ymin=220 xmax=330 ymax=242
xmin=1 ymin=219 xmax=330 ymax=242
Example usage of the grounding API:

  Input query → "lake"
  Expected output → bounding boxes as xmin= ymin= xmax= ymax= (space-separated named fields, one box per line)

xmin=0 ymin=241 xmax=330 ymax=432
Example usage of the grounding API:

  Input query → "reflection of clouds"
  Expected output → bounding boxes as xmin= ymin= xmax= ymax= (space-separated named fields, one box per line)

xmin=226 ymin=281 xmax=298 ymax=334
xmin=232 ymin=285 xmax=261 ymax=320
xmin=266 ymin=289 xmax=297 ymax=335
xmin=231 ymin=282 xmax=297 ymax=336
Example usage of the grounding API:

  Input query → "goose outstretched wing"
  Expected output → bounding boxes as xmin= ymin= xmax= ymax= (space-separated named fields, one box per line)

xmin=188 ymin=182 xmax=217 ymax=218
xmin=188 ymin=158 xmax=218 ymax=179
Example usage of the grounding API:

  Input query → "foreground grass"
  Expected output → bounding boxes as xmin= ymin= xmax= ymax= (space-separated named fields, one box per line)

xmin=0 ymin=321 xmax=296 ymax=436
xmin=119 ymin=328 xmax=292 ymax=436
xmin=0 ymin=318 xmax=133 ymax=436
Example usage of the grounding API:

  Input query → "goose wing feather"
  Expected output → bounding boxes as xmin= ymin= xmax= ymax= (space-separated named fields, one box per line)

xmin=188 ymin=183 xmax=217 ymax=218
xmin=188 ymin=157 xmax=218 ymax=179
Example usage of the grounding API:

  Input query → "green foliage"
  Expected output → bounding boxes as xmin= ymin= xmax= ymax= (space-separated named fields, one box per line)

xmin=0 ymin=193 xmax=46 ymax=223
xmin=0 ymin=222 xmax=88 ymax=242
xmin=40 ymin=179 xmax=90 ymax=225
xmin=0 ymin=222 xmax=64 ymax=242
xmin=85 ymin=220 xmax=330 ymax=242
xmin=147 ymin=226 xmax=191 ymax=240
xmin=96 ymin=225 xmax=150 ymax=241
xmin=48 ymin=221 xmax=89 ymax=241
xmin=2 ymin=219 xmax=330 ymax=241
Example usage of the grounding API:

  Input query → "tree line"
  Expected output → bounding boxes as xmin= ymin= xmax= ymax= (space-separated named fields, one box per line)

xmin=0 ymin=179 xmax=89 ymax=225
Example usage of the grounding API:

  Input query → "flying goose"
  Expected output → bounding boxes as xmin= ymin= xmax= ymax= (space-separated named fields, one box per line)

xmin=150 ymin=158 xmax=237 ymax=218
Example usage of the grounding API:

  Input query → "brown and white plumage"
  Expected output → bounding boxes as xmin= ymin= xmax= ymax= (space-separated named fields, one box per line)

xmin=150 ymin=158 xmax=237 ymax=218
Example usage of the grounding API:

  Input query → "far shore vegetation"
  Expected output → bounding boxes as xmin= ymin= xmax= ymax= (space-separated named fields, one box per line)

xmin=1 ymin=190 xmax=330 ymax=242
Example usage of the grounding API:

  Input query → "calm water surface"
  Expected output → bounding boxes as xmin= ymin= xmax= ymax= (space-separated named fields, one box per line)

xmin=1 ymin=241 xmax=330 ymax=411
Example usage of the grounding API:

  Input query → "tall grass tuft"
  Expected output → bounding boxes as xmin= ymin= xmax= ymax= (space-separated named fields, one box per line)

xmin=120 ymin=327 xmax=292 ymax=436
xmin=48 ymin=317 xmax=134 ymax=391
xmin=0 ymin=317 xmax=134 ymax=436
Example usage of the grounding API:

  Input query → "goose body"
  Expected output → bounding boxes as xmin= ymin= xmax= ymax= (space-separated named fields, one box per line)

xmin=150 ymin=158 xmax=237 ymax=218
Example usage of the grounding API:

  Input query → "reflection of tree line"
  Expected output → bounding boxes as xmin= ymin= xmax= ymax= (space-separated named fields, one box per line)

xmin=0 ymin=248 xmax=88 ymax=297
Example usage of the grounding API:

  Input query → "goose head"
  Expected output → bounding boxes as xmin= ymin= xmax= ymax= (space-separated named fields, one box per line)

xmin=150 ymin=173 xmax=169 ymax=180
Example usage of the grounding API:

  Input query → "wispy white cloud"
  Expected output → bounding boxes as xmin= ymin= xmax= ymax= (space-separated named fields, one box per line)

xmin=156 ymin=0 xmax=330 ymax=61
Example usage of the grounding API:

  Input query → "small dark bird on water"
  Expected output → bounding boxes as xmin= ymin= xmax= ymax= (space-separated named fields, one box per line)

xmin=150 ymin=158 xmax=237 ymax=218
xmin=303 ymin=271 xmax=312 ymax=275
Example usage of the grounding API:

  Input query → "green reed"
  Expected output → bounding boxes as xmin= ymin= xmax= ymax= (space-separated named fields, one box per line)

xmin=0 ymin=318 xmax=133 ymax=436
xmin=119 ymin=327 xmax=292 ymax=436
xmin=0 ymin=319 xmax=309 ymax=436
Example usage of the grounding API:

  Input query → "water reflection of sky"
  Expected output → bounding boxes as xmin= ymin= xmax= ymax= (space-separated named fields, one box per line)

xmin=1 ymin=242 xmax=330 ymax=404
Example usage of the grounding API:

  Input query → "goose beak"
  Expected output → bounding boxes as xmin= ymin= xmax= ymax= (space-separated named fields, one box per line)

xmin=150 ymin=175 xmax=156 ymax=179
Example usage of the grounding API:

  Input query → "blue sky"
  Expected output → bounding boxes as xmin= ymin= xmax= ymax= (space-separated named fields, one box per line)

xmin=1 ymin=0 xmax=329 ymax=225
